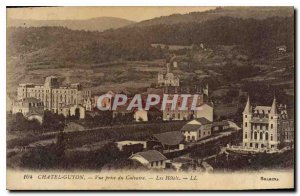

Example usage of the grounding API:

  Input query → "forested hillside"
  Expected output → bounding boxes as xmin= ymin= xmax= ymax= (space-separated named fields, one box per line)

xmin=137 ymin=6 xmax=293 ymax=26
xmin=7 ymin=16 xmax=294 ymax=68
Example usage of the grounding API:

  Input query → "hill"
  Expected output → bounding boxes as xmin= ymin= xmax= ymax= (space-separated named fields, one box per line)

xmin=7 ymin=17 xmax=135 ymax=32
xmin=7 ymin=14 xmax=294 ymax=100
xmin=7 ymin=16 xmax=294 ymax=64
xmin=136 ymin=6 xmax=293 ymax=26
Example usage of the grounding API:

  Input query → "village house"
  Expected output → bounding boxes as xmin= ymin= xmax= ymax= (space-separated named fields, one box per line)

xmin=133 ymin=109 xmax=148 ymax=122
xmin=12 ymin=97 xmax=44 ymax=124
xmin=115 ymin=141 xmax=147 ymax=152
xmin=212 ymin=121 xmax=230 ymax=132
xmin=129 ymin=150 xmax=168 ymax=169
xmin=276 ymin=45 xmax=287 ymax=54
xmin=181 ymin=117 xmax=212 ymax=142
xmin=59 ymin=104 xmax=86 ymax=119
xmin=169 ymin=157 xmax=193 ymax=172
xmin=194 ymin=102 xmax=214 ymax=122
xmin=153 ymin=131 xmax=185 ymax=152
xmin=112 ymin=105 xmax=133 ymax=119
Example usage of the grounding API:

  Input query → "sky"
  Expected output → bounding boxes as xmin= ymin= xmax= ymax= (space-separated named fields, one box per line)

xmin=7 ymin=6 xmax=216 ymax=22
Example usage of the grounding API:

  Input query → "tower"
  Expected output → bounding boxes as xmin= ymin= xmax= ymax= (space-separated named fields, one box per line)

xmin=242 ymin=96 xmax=252 ymax=147
xmin=43 ymin=76 xmax=58 ymax=110
xmin=268 ymin=96 xmax=279 ymax=149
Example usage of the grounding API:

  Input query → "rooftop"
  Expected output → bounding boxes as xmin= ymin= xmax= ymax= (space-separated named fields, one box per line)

xmin=153 ymin=131 xmax=184 ymax=146
xmin=132 ymin=150 xmax=167 ymax=162
xmin=181 ymin=124 xmax=201 ymax=132
xmin=194 ymin=117 xmax=211 ymax=125
xmin=20 ymin=97 xmax=42 ymax=104
xmin=253 ymin=106 xmax=271 ymax=114
xmin=163 ymin=86 xmax=204 ymax=94
xmin=212 ymin=121 xmax=230 ymax=127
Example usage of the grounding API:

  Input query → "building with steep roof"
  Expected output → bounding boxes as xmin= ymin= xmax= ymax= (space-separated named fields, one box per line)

xmin=242 ymin=96 xmax=292 ymax=150
xmin=180 ymin=117 xmax=212 ymax=142
xmin=153 ymin=131 xmax=185 ymax=152
xmin=129 ymin=150 xmax=168 ymax=169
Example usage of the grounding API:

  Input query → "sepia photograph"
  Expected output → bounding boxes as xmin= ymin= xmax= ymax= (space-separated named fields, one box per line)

xmin=5 ymin=6 xmax=295 ymax=190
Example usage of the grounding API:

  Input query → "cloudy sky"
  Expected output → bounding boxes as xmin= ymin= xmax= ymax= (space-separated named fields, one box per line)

xmin=7 ymin=6 xmax=216 ymax=22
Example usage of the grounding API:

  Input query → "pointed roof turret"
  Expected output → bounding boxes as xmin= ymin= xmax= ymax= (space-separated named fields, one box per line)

xmin=270 ymin=96 xmax=277 ymax=114
xmin=243 ymin=96 xmax=251 ymax=114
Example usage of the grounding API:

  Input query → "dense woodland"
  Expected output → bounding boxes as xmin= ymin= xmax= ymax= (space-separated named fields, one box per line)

xmin=7 ymin=17 xmax=294 ymax=66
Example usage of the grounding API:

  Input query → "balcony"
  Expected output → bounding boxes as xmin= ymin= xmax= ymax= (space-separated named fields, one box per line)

xmin=251 ymin=117 xmax=269 ymax=124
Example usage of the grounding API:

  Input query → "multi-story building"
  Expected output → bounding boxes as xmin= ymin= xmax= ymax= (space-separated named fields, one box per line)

xmin=162 ymin=85 xmax=211 ymax=121
xmin=12 ymin=97 xmax=44 ymax=123
xmin=242 ymin=96 xmax=292 ymax=150
xmin=17 ymin=76 xmax=91 ymax=113
xmin=279 ymin=119 xmax=294 ymax=144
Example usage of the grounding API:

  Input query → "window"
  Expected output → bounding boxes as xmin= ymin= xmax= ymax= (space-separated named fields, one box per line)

xmin=260 ymin=132 xmax=263 ymax=140
xmin=271 ymin=124 xmax=273 ymax=129
xmin=260 ymin=124 xmax=262 ymax=130
xmin=271 ymin=134 xmax=273 ymax=141
xmin=271 ymin=116 xmax=273 ymax=119
xmin=250 ymin=143 xmax=252 ymax=147
xmin=245 ymin=133 xmax=247 ymax=139
xmin=151 ymin=162 xmax=153 ymax=167
xmin=265 ymin=132 xmax=269 ymax=140
xmin=245 ymin=122 xmax=247 ymax=127
xmin=160 ymin=160 xmax=163 ymax=165
xmin=254 ymin=132 xmax=257 ymax=140
xmin=245 ymin=115 xmax=247 ymax=118
xmin=156 ymin=161 xmax=158 ymax=166
xmin=266 ymin=125 xmax=268 ymax=130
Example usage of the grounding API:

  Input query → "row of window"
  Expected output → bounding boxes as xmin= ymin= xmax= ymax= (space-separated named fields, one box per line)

xmin=245 ymin=114 xmax=274 ymax=119
xmin=246 ymin=143 xmax=275 ymax=149
xmin=28 ymin=102 xmax=43 ymax=107
xmin=150 ymin=160 xmax=164 ymax=167
xmin=166 ymin=113 xmax=188 ymax=119
xmin=22 ymin=88 xmax=78 ymax=94
xmin=245 ymin=132 xmax=273 ymax=141
xmin=245 ymin=122 xmax=273 ymax=129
